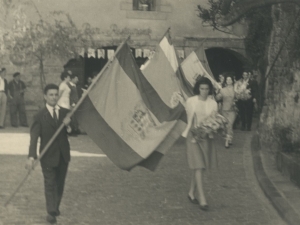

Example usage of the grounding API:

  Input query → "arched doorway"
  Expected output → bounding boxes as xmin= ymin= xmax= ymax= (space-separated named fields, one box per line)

xmin=63 ymin=46 xmax=148 ymax=91
xmin=205 ymin=47 xmax=251 ymax=81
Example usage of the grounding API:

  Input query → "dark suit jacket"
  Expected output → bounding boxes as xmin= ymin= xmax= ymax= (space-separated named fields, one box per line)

xmin=8 ymin=80 xmax=26 ymax=98
xmin=4 ymin=79 xmax=8 ymax=95
xmin=247 ymin=79 xmax=259 ymax=101
xmin=28 ymin=106 xmax=71 ymax=167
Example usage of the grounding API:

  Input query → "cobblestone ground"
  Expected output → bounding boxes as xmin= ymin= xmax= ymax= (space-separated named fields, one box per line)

xmin=0 ymin=128 xmax=285 ymax=225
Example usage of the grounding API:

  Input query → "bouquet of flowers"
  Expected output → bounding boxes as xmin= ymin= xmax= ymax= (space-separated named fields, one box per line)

xmin=235 ymin=88 xmax=251 ymax=100
xmin=191 ymin=112 xmax=228 ymax=142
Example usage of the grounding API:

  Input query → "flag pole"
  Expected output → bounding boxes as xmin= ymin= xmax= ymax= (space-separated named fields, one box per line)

xmin=4 ymin=35 xmax=131 ymax=207
xmin=159 ymin=27 xmax=171 ymax=43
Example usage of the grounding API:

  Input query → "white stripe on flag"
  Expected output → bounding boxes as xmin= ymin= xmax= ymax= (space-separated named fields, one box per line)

xmin=159 ymin=37 xmax=178 ymax=72
xmin=181 ymin=51 xmax=221 ymax=89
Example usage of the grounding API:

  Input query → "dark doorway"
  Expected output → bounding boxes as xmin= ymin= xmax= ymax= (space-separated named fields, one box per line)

xmin=64 ymin=46 xmax=148 ymax=90
xmin=205 ymin=48 xmax=250 ymax=81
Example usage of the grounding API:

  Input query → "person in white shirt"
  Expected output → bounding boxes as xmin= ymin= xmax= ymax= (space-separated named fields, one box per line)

xmin=182 ymin=77 xmax=218 ymax=211
xmin=57 ymin=72 xmax=71 ymax=109
xmin=67 ymin=74 xmax=80 ymax=135
xmin=0 ymin=68 xmax=8 ymax=128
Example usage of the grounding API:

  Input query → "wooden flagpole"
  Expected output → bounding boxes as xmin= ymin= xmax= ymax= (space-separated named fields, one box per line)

xmin=4 ymin=35 xmax=131 ymax=207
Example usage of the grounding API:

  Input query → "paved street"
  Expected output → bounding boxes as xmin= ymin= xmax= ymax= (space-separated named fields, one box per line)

xmin=0 ymin=127 xmax=285 ymax=225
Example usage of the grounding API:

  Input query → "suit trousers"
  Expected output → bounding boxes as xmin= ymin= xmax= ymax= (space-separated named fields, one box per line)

xmin=41 ymin=155 xmax=69 ymax=216
xmin=0 ymin=92 xmax=7 ymax=127
xmin=10 ymin=96 xmax=28 ymax=126
xmin=237 ymin=100 xmax=254 ymax=129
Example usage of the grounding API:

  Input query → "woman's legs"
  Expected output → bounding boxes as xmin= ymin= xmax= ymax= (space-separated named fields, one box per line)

xmin=188 ymin=171 xmax=196 ymax=199
xmin=195 ymin=169 xmax=207 ymax=205
xmin=223 ymin=111 xmax=235 ymax=147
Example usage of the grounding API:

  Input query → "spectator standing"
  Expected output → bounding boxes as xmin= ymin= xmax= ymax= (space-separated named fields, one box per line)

xmin=67 ymin=74 xmax=81 ymax=135
xmin=84 ymin=76 xmax=93 ymax=90
xmin=57 ymin=72 xmax=71 ymax=110
xmin=8 ymin=72 xmax=28 ymax=127
xmin=0 ymin=68 xmax=8 ymax=128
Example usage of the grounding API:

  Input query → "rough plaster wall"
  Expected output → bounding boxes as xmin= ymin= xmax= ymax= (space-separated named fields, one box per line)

xmin=1 ymin=0 xmax=245 ymax=105
xmin=260 ymin=4 xmax=300 ymax=146
xmin=28 ymin=0 xmax=235 ymax=39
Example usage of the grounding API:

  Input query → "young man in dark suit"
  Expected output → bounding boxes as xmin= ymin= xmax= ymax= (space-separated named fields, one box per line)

xmin=26 ymin=84 xmax=71 ymax=224
xmin=235 ymin=71 xmax=259 ymax=131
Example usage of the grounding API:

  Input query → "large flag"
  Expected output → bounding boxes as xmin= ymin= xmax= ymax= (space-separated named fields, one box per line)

xmin=138 ymin=29 xmax=187 ymax=169
xmin=75 ymin=41 xmax=185 ymax=171
xmin=178 ymin=45 xmax=221 ymax=96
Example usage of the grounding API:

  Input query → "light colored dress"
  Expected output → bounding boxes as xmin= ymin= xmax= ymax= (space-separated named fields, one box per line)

xmin=182 ymin=96 xmax=218 ymax=170
xmin=57 ymin=82 xmax=71 ymax=109
xmin=218 ymin=86 xmax=236 ymax=142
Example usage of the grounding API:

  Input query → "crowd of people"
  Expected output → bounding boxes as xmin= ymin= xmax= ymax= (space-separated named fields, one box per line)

xmin=0 ymin=68 xmax=28 ymax=129
xmin=181 ymin=70 xmax=259 ymax=211
xmin=18 ymin=68 xmax=258 ymax=223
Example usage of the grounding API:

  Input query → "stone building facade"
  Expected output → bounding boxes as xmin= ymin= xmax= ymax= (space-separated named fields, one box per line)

xmin=0 ymin=0 xmax=248 ymax=125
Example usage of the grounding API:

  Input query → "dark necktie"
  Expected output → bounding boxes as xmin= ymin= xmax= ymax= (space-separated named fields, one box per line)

xmin=53 ymin=107 xmax=58 ymax=124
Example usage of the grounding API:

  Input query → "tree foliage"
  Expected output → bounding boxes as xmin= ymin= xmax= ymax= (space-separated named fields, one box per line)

xmin=0 ymin=0 xmax=97 ymax=90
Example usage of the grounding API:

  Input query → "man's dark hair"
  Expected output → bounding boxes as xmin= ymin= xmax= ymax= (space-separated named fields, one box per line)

xmin=44 ymin=84 xmax=59 ymax=95
xmin=70 ymin=74 xmax=78 ymax=80
xmin=193 ymin=77 xmax=213 ymax=95
xmin=60 ymin=72 xmax=71 ymax=81
xmin=13 ymin=72 xmax=20 ymax=78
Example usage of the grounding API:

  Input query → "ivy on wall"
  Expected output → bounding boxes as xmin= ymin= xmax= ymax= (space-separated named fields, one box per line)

xmin=244 ymin=6 xmax=273 ymax=72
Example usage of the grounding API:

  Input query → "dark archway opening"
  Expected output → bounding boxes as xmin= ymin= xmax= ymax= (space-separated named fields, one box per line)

xmin=205 ymin=47 xmax=250 ymax=81
xmin=64 ymin=46 xmax=148 ymax=92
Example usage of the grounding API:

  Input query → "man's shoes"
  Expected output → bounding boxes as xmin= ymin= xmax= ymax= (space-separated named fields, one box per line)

xmin=46 ymin=214 xmax=57 ymax=224
xmin=241 ymin=127 xmax=245 ymax=131
xmin=55 ymin=210 xmax=60 ymax=217
xmin=68 ymin=133 xmax=78 ymax=137
xmin=199 ymin=204 xmax=209 ymax=211
xmin=188 ymin=195 xmax=199 ymax=204
xmin=21 ymin=124 xmax=29 ymax=127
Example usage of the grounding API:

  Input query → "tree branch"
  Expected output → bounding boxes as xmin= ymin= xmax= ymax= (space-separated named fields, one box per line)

xmin=217 ymin=0 xmax=300 ymax=26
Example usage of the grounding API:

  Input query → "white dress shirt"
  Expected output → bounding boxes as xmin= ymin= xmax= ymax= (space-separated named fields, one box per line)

xmin=46 ymin=104 xmax=60 ymax=119
xmin=0 ymin=77 xmax=5 ymax=91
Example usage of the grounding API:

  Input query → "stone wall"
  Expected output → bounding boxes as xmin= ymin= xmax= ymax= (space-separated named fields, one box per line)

xmin=0 ymin=0 xmax=247 ymax=107
xmin=259 ymin=4 xmax=300 ymax=152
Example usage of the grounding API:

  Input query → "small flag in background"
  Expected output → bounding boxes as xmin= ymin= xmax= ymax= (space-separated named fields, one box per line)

xmin=75 ymin=42 xmax=185 ymax=171
xmin=179 ymin=46 xmax=221 ymax=93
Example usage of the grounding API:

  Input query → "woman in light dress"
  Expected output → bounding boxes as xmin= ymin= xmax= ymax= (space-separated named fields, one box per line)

xmin=57 ymin=72 xmax=71 ymax=109
xmin=182 ymin=77 xmax=218 ymax=211
xmin=216 ymin=75 xmax=237 ymax=148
